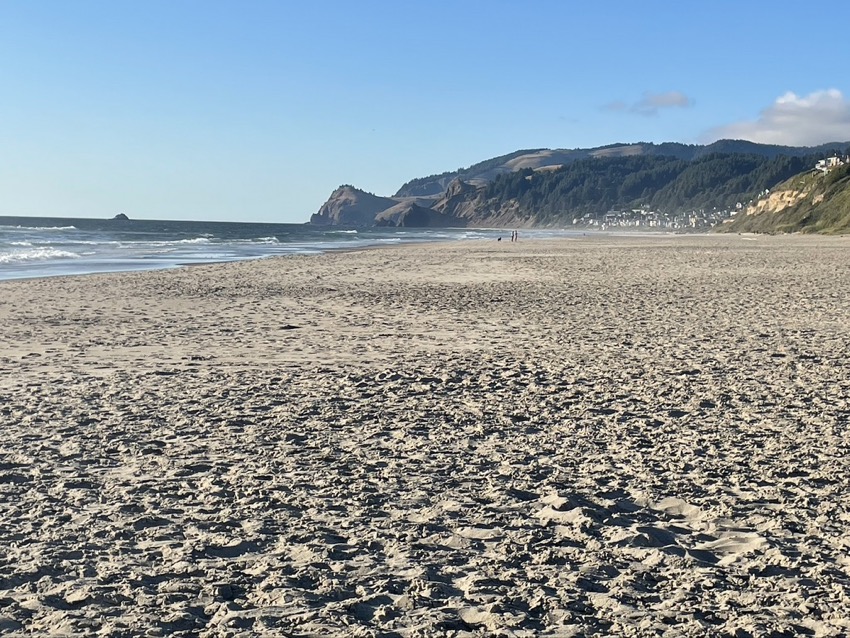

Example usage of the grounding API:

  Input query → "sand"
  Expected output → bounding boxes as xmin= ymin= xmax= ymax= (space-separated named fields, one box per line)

xmin=1 ymin=234 xmax=849 ymax=637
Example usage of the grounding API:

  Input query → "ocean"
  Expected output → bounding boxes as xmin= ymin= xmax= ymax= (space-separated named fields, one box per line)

xmin=0 ymin=216 xmax=578 ymax=281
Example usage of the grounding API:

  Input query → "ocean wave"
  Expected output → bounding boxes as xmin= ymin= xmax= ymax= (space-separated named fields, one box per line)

xmin=0 ymin=225 xmax=78 ymax=231
xmin=175 ymin=237 xmax=212 ymax=244
xmin=330 ymin=229 xmax=358 ymax=234
xmin=10 ymin=241 xmax=33 ymax=246
xmin=145 ymin=237 xmax=213 ymax=246
xmin=253 ymin=236 xmax=280 ymax=244
xmin=26 ymin=239 xmax=123 ymax=246
xmin=63 ymin=240 xmax=123 ymax=246
xmin=0 ymin=247 xmax=81 ymax=263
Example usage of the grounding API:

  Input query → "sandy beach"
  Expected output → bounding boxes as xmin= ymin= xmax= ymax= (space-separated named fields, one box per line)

xmin=2 ymin=234 xmax=850 ymax=637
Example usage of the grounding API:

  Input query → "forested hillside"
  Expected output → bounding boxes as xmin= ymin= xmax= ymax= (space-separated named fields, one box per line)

xmin=393 ymin=140 xmax=848 ymax=199
xmin=474 ymin=153 xmax=814 ymax=225
xmin=313 ymin=140 xmax=850 ymax=229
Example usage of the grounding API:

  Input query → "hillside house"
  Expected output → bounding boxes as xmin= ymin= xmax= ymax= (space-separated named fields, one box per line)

xmin=815 ymin=156 xmax=847 ymax=174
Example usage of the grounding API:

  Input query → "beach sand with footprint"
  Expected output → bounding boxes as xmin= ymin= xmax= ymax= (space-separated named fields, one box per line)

xmin=1 ymin=234 xmax=849 ymax=636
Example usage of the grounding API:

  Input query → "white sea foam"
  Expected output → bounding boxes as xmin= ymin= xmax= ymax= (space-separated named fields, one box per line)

xmin=175 ymin=237 xmax=212 ymax=244
xmin=0 ymin=247 xmax=81 ymax=263
xmin=61 ymin=240 xmax=122 ymax=246
xmin=0 ymin=225 xmax=78 ymax=231
xmin=145 ymin=237 xmax=213 ymax=247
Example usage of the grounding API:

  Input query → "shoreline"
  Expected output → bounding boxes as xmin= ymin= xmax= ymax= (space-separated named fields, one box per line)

xmin=0 ymin=220 xmax=513 ymax=284
xmin=3 ymin=234 xmax=849 ymax=636
xmin=0 ymin=224 xmax=721 ymax=284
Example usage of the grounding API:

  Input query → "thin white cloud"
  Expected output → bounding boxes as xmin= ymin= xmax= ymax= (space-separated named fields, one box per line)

xmin=633 ymin=91 xmax=693 ymax=115
xmin=603 ymin=91 xmax=694 ymax=117
xmin=705 ymin=89 xmax=850 ymax=146
xmin=602 ymin=99 xmax=628 ymax=113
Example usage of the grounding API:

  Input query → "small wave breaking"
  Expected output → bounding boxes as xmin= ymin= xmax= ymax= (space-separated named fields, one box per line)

xmin=0 ymin=225 xmax=78 ymax=231
xmin=0 ymin=247 xmax=81 ymax=264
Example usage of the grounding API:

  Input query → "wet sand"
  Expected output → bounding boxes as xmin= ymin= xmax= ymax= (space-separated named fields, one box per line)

xmin=1 ymin=234 xmax=849 ymax=637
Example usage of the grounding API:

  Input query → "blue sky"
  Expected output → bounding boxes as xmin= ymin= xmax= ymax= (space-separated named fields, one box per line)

xmin=1 ymin=1 xmax=848 ymax=222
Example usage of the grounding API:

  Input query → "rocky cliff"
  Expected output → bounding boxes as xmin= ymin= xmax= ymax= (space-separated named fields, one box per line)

xmin=309 ymin=186 xmax=399 ymax=226
xmin=310 ymin=185 xmax=464 ymax=228
xmin=374 ymin=201 xmax=464 ymax=228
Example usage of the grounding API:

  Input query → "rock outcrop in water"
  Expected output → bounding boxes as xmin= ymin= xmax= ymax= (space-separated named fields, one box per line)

xmin=112 ymin=213 xmax=129 ymax=221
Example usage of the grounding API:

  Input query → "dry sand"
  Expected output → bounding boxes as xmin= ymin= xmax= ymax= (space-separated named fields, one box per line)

xmin=1 ymin=234 xmax=849 ymax=637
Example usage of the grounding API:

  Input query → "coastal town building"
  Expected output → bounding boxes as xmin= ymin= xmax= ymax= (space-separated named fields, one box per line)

xmin=815 ymin=155 xmax=847 ymax=174
xmin=572 ymin=154 xmax=848 ymax=231
xmin=572 ymin=207 xmax=729 ymax=231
